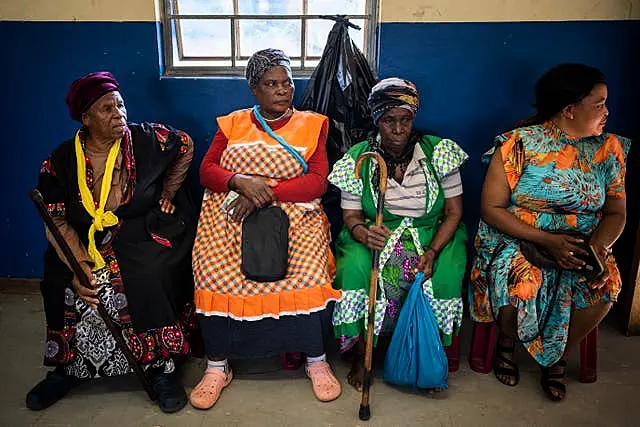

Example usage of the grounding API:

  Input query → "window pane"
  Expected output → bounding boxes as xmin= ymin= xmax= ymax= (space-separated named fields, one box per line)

xmin=307 ymin=0 xmax=366 ymax=15
xmin=238 ymin=0 xmax=302 ymax=15
xmin=239 ymin=20 xmax=301 ymax=58
xmin=175 ymin=0 xmax=233 ymax=15
xmin=306 ymin=19 xmax=365 ymax=57
xmin=177 ymin=19 xmax=231 ymax=57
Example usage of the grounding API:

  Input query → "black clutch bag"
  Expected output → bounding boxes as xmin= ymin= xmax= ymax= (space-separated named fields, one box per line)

xmin=241 ymin=206 xmax=290 ymax=282
xmin=520 ymin=232 xmax=605 ymax=282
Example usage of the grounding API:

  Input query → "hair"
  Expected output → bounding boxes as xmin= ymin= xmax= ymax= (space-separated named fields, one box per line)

xmin=510 ymin=63 xmax=606 ymax=130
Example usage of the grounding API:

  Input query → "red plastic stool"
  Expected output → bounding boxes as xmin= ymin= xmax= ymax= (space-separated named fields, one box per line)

xmin=579 ymin=326 xmax=598 ymax=383
xmin=445 ymin=335 xmax=460 ymax=372
xmin=469 ymin=321 xmax=598 ymax=383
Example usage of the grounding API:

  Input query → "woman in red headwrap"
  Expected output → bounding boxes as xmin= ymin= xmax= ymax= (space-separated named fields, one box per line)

xmin=27 ymin=72 xmax=197 ymax=413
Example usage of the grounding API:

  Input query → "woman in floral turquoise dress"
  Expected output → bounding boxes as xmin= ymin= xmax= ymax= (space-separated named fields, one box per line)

xmin=329 ymin=78 xmax=468 ymax=391
xmin=471 ymin=64 xmax=630 ymax=401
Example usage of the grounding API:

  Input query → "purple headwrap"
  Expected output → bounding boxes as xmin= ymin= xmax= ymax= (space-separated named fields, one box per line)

xmin=65 ymin=72 xmax=120 ymax=122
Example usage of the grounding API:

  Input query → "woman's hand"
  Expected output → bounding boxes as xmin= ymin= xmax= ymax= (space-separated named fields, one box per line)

xmin=159 ymin=198 xmax=176 ymax=214
xmin=416 ymin=248 xmax=437 ymax=279
xmin=539 ymin=233 xmax=589 ymax=270
xmin=229 ymin=175 xmax=278 ymax=208
xmin=72 ymin=262 xmax=99 ymax=307
xmin=226 ymin=194 xmax=256 ymax=223
xmin=588 ymin=238 xmax=612 ymax=289
xmin=589 ymin=238 xmax=612 ymax=262
xmin=365 ymin=225 xmax=392 ymax=251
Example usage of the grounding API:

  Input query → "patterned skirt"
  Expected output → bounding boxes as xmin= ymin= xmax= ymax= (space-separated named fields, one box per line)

xmin=470 ymin=221 xmax=622 ymax=367
xmin=333 ymin=229 xmax=463 ymax=353
xmin=41 ymin=209 xmax=197 ymax=379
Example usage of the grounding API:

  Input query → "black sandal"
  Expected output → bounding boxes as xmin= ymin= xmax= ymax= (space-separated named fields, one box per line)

xmin=541 ymin=359 xmax=567 ymax=402
xmin=494 ymin=343 xmax=520 ymax=387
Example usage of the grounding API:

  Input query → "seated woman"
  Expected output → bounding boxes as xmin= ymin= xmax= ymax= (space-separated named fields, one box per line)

xmin=470 ymin=63 xmax=630 ymax=401
xmin=329 ymin=78 xmax=468 ymax=390
xmin=28 ymin=72 xmax=197 ymax=413
xmin=191 ymin=49 xmax=342 ymax=409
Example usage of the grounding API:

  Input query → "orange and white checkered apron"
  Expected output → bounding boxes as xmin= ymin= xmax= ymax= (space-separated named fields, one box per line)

xmin=193 ymin=141 xmax=340 ymax=321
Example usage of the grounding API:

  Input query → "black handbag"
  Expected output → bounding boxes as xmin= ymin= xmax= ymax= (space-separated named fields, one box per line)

xmin=520 ymin=231 xmax=604 ymax=282
xmin=241 ymin=206 xmax=290 ymax=282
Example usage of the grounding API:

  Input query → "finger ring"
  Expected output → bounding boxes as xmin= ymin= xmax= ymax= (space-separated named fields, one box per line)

xmin=568 ymin=251 xmax=574 ymax=256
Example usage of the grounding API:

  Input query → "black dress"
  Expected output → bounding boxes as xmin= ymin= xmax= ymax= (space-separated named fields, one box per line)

xmin=38 ymin=123 xmax=197 ymax=378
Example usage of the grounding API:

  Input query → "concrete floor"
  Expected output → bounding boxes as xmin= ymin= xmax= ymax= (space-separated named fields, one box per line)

xmin=1 ymin=286 xmax=639 ymax=427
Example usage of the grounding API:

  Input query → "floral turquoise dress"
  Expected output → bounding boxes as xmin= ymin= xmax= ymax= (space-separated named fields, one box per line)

xmin=470 ymin=121 xmax=631 ymax=367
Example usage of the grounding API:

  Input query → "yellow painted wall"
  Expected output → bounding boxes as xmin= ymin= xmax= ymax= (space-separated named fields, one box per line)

xmin=0 ymin=0 xmax=638 ymax=22
xmin=381 ymin=0 xmax=640 ymax=22
xmin=0 ymin=0 xmax=157 ymax=21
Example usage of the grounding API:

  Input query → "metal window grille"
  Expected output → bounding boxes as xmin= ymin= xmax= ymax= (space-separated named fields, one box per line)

xmin=161 ymin=0 xmax=379 ymax=76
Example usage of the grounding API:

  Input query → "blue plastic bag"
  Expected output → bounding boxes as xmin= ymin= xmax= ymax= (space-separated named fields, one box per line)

xmin=383 ymin=272 xmax=449 ymax=389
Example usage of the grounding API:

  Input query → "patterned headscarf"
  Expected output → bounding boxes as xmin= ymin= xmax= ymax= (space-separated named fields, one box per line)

xmin=66 ymin=71 xmax=120 ymax=122
xmin=245 ymin=48 xmax=292 ymax=87
xmin=368 ymin=77 xmax=420 ymax=124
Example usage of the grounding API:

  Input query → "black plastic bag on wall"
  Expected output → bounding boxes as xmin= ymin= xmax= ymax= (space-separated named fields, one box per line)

xmin=298 ymin=16 xmax=377 ymax=246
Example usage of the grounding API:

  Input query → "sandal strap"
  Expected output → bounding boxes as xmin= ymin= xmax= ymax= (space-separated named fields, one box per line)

xmin=544 ymin=372 xmax=566 ymax=379
xmin=542 ymin=379 xmax=566 ymax=391
xmin=496 ymin=353 xmax=517 ymax=368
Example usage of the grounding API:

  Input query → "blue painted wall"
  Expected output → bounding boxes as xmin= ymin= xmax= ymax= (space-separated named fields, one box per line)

xmin=2 ymin=20 xmax=638 ymax=278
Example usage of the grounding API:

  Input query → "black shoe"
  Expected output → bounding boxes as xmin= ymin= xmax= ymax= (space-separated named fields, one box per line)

xmin=26 ymin=368 xmax=79 ymax=410
xmin=149 ymin=371 xmax=187 ymax=413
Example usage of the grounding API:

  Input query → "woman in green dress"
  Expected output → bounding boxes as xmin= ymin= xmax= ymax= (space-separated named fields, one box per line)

xmin=328 ymin=78 xmax=468 ymax=390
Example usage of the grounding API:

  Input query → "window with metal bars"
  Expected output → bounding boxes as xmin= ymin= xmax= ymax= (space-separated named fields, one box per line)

xmin=161 ymin=0 xmax=379 ymax=76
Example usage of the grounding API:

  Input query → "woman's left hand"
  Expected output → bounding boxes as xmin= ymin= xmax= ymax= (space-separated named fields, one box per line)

xmin=590 ymin=239 xmax=611 ymax=262
xmin=226 ymin=195 xmax=256 ymax=223
xmin=416 ymin=248 xmax=437 ymax=279
xmin=159 ymin=198 xmax=176 ymax=214
xmin=588 ymin=238 xmax=612 ymax=289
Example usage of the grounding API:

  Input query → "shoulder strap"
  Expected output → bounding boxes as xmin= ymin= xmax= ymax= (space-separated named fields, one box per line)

xmin=252 ymin=105 xmax=309 ymax=174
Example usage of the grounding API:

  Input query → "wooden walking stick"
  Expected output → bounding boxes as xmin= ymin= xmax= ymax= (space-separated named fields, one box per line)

xmin=29 ymin=189 xmax=158 ymax=401
xmin=353 ymin=152 xmax=388 ymax=421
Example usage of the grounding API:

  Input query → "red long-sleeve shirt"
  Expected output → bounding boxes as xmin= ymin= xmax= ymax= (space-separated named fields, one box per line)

xmin=200 ymin=113 xmax=329 ymax=203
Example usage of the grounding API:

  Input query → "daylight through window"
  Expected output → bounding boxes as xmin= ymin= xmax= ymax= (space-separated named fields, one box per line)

xmin=161 ymin=0 xmax=379 ymax=76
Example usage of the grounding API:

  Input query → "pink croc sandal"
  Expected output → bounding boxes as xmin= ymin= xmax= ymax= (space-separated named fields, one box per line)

xmin=306 ymin=361 xmax=342 ymax=402
xmin=189 ymin=368 xmax=233 ymax=410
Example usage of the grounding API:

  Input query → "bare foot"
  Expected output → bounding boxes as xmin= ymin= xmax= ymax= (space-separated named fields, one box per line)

xmin=347 ymin=356 xmax=365 ymax=392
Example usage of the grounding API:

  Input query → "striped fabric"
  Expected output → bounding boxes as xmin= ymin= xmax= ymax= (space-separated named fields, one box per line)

xmin=340 ymin=144 xmax=463 ymax=217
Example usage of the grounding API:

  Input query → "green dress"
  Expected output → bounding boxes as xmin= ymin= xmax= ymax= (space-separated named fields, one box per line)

xmin=328 ymin=135 xmax=468 ymax=351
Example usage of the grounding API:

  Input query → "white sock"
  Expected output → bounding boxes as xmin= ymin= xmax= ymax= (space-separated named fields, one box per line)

xmin=306 ymin=354 xmax=327 ymax=365
xmin=207 ymin=359 xmax=229 ymax=373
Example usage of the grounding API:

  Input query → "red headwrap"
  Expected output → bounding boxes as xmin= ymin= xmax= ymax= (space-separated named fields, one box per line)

xmin=65 ymin=72 xmax=120 ymax=122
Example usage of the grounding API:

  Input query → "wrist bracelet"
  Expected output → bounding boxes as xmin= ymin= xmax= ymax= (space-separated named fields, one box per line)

xmin=349 ymin=222 xmax=367 ymax=235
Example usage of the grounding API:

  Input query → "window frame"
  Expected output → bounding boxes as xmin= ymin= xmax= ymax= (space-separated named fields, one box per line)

xmin=160 ymin=0 xmax=379 ymax=77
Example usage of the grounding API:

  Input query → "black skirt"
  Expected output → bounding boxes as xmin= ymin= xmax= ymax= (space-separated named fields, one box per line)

xmin=199 ymin=304 xmax=334 ymax=359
